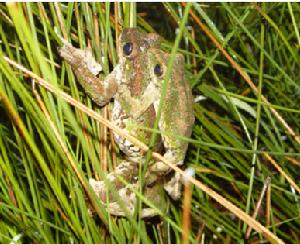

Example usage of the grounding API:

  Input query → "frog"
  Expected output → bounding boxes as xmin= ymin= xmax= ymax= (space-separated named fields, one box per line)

xmin=59 ymin=28 xmax=194 ymax=217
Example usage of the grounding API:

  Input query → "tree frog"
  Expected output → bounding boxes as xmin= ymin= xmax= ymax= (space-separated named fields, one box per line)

xmin=59 ymin=28 xmax=194 ymax=217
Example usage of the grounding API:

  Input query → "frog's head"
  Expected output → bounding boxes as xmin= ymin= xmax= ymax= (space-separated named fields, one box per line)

xmin=117 ymin=28 xmax=163 ymax=97
xmin=119 ymin=28 xmax=161 ymax=60
xmin=147 ymin=48 xmax=185 ymax=89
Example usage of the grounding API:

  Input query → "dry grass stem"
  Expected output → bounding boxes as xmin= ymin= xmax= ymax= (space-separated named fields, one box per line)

xmin=264 ymin=153 xmax=300 ymax=194
xmin=245 ymin=177 xmax=271 ymax=239
xmin=182 ymin=178 xmax=193 ymax=244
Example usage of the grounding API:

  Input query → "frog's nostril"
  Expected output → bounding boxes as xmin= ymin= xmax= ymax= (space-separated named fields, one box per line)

xmin=154 ymin=64 xmax=163 ymax=77
xmin=123 ymin=42 xmax=133 ymax=56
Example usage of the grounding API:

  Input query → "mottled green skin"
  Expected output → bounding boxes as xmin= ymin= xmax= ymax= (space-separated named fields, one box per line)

xmin=113 ymin=29 xmax=194 ymax=167
xmin=111 ymin=28 xmax=164 ymax=154
xmin=59 ymin=28 xmax=194 ymax=216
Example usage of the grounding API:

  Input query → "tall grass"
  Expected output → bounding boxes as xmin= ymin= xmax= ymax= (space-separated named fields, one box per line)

xmin=0 ymin=2 xmax=299 ymax=243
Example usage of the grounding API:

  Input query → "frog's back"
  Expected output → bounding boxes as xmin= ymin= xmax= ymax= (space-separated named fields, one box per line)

xmin=162 ymin=54 xmax=194 ymax=140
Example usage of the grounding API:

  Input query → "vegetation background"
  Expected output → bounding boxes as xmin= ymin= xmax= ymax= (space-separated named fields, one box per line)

xmin=0 ymin=2 xmax=300 ymax=243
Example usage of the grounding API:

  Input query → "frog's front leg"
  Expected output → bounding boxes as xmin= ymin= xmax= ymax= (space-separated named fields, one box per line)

xmin=59 ymin=41 xmax=118 ymax=106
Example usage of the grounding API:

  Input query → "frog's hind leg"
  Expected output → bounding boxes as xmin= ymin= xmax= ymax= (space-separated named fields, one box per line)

xmin=90 ymin=176 xmax=158 ymax=218
xmin=89 ymin=160 xmax=139 ymax=202
xmin=89 ymin=159 xmax=163 ymax=217
xmin=103 ymin=183 xmax=159 ymax=218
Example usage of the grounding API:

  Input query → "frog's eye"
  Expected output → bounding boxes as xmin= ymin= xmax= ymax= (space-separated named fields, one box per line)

xmin=154 ymin=64 xmax=163 ymax=77
xmin=123 ymin=42 xmax=133 ymax=56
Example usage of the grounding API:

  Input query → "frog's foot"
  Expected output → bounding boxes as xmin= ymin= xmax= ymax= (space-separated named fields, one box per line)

xmin=59 ymin=40 xmax=102 ymax=75
xmin=89 ymin=177 xmax=136 ymax=202
xmin=148 ymin=148 xmax=185 ymax=201
xmin=59 ymin=40 xmax=118 ymax=107
xmin=106 ymin=202 xmax=158 ymax=218
xmin=163 ymin=172 xmax=182 ymax=200
xmin=89 ymin=178 xmax=108 ymax=202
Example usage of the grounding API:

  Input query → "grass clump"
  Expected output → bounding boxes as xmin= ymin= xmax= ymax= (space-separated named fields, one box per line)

xmin=0 ymin=2 xmax=300 ymax=243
